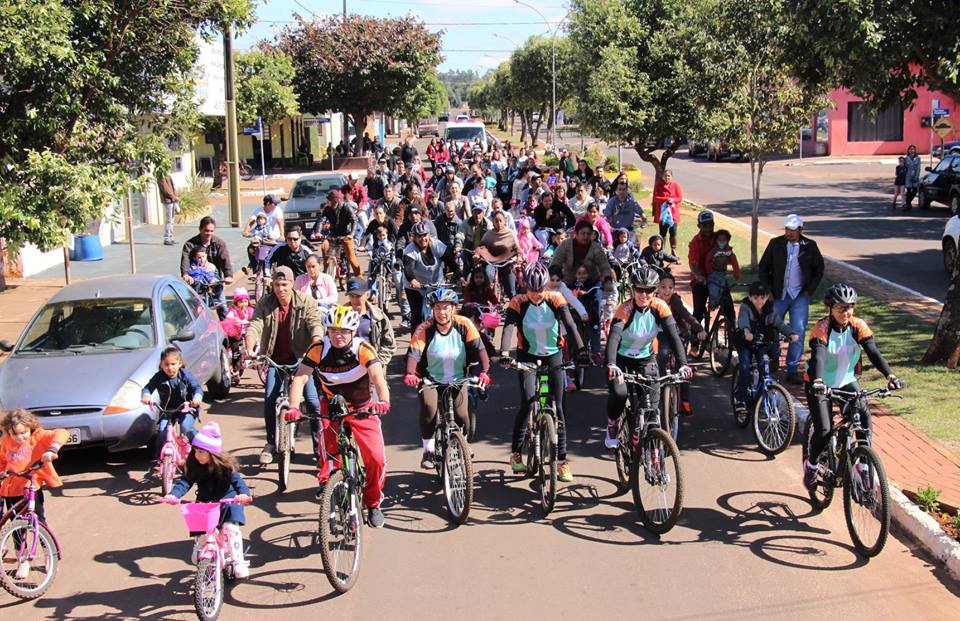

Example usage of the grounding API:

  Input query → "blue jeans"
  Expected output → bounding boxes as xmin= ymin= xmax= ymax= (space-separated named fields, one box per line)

xmin=734 ymin=346 xmax=753 ymax=406
xmin=485 ymin=263 xmax=516 ymax=299
xmin=157 ymin=410 xmax=197 ymax=460
xmin=264 ymin=366 xmax=321 ymax=453
xmin=707 ymin=272 xmax=727 ymax=308
xmin=772 ymin=293 xmax=810 ymax=374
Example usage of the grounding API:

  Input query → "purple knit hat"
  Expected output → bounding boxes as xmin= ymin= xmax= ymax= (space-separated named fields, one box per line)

xmin=192 ymin=422 xmax=223 ymax=454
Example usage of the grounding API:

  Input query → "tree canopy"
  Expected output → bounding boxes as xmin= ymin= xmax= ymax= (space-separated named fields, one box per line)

xmin=397 ymin=71 xmax=449 ymax=122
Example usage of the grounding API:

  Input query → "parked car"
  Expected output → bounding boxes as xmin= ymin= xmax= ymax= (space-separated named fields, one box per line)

xmin=918 ymin=154 xmax=960 ymax=214
xmin=438 ymin=113 xmax=450 ymax=123
xmin=932 ymin=140 xmax=960 ymax=158
xmin=0 ymin=276 xmax=232 ymax=452
xmin=942 ymin=215 xmax=960 ymax=273
xmin=417 ymin=118 xmax=440 ymax=137
xmin=283 ymin=173 xmax=349 ymax=233
xmin=688 ymin=138 xmax=741 ymax=161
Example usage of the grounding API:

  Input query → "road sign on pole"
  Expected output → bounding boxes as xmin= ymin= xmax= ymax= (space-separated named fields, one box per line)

xmin=934 ymin=117 xmax=954 ymax=139
xmin=934 ymin=108 xmax=950 ymax=119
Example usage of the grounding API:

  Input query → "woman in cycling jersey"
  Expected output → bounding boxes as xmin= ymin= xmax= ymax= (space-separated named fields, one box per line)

xmin=499 ymin=263 xmax=589 ymax=482
xmin=404 ymin=288 xmax=492 ymax=468
xmin=802 ymin=284 xmax=902 ymax=491
xmin=605 ymin=265 xmax=691 ymax=449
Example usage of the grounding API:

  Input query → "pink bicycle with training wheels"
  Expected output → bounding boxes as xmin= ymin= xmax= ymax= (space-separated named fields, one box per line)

xmin=151 ymin=400 xmax=196 ymax=496
xmin=161 ymin=496 xmax=252 ymax=621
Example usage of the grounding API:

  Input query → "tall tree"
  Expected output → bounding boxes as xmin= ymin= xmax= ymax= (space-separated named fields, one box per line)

xmin=507 ymin=36 xmax=573 ymax=147
xmin=396 ymin=71 xmax=448 ymax=123
xmin=277 ymin=15 xmax=442 ymax=155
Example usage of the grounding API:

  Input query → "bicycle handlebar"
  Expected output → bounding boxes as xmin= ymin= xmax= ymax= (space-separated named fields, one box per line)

xmin=609 ymin=365 xmax=688 ymax=385
xmin=418 ymin=377 xmax=487 ymax=393
xmin=510 ymin=360 xmax=576 ymax=372
xmin=0 ymin=461 xmax=44 ymax=481
xmin=824 ymin=386 xmax=903 ymax=401
xmin=159 ymin=496 xmax=253 ymax=506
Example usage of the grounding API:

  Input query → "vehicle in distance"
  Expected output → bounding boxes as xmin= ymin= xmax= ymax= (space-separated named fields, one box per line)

xmin=417 ymin=119 xmax=440 ymax=138
xmin=283 ymin=173 xmax=348 ymax=232
xmin=932 ymin=140 xmax=960 ymax=158
xmin=455 ymin=113 xmax=470 ymax=121
xmin=0 ymin=276 xmax=232 ymax=452
xmin=919 ymin=154 xmax=960 ymax=215
xmin=688 ymin=138 xmax=742 ymax=162
xmin=444 ymin=121 xmax=488 ymax=152
xmin=438 ymin=113 xmax=450 ymax=123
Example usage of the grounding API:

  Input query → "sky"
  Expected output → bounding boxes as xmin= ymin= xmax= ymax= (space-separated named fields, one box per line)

xmin=235 ymin=0 xmax=570 ymax=74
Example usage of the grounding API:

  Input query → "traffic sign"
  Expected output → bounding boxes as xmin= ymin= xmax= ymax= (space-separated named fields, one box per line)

xmin=934 ymin=117 xmax=954 ymax=139
xmin=242 ymin=126 xmax=260 ymax=136
xmin=934 ymin=108 xmax=950 ymax=118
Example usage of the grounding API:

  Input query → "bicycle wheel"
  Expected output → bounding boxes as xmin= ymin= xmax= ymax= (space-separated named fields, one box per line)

xmin=442 ymin=430 xmax=474 ymax=525
xmin=802 ymin=417 xmax=835 ymax=510
xmin=276 ymin=407 xmax=291 ymax=492
xmin=160 ymin=454 xmax=175 ymax=497
xmin=709 ymin=316 xmax=732 ymax=376
xmin=194 ymin=557 xmax=223 ymax=621
xmin=843 ymin=445 xmax=890 ymax=557
xmin=318 ymin=469 xmax=362 ymax=593
xmin=660 ymin=385 xmax=680 ymax=445
xmin=254 ymin=274 xmax=264 ymax=302
xmin=614 ymin=414 xmax=633 ymax=489
xmin=753 ymin=384 xmax=796 ymax=456
xmin=523 ymin=412 xmax=539 ymax=475
xmin=376 ymin=275 xmax=389 ymax=312
xmin=466 ymin=397 xmax=478 ymax=443
xmin=538 ymin=414 xmax=558 ymax=515
xmin=631 ymin=428 xmax=684 ymax=534
xmin=0 ymin=521 xmax=58 ymax=600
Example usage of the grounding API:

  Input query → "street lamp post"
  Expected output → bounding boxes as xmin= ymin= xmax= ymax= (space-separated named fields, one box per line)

xmin=513 ymin=1 xmax=567 ymax=148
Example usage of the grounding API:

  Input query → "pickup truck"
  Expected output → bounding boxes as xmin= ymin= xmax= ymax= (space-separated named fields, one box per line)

xmin=417 ymin=119 xmax=440 ymax=137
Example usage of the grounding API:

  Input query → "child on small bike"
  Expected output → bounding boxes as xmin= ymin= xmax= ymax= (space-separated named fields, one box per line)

xmin=163 ymin=422 xmax=251 ymax=579
xmin=640 ymin=234 xmax=680 ymax=271
xmin=705 ymin=229 xmax=740 ymax=308
xmin=571 ymin=264 xmax=603 ymax=363
xmin=222 ymin=288 xmax=254 ymax=370
xmin=0 ymin=409 xmax=68 ymax=580
xmin=141 ymin=346 xmax=203 ymax=465
xmin=733 ymin=281 xmax=798 ymax=415
xmin=611 ymin=227 xmax=640 ymax=264
xmin=541 ymin=228 xmax=566 ymax=261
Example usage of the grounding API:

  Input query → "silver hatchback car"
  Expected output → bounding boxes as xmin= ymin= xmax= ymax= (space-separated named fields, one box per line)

xmin=0 ymin=275 xmax=232 ymax=452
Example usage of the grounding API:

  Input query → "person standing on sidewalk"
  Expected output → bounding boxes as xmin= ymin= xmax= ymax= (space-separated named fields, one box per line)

xmin=758 ymin=214 xmax=824 ymax=384
xmin=652 ymin=170 xmax=683 ymax=255
xmin=902 ymin=144 xmax=922 ymax=211
xmin=157 ymin=173 xmax=180 ymax=246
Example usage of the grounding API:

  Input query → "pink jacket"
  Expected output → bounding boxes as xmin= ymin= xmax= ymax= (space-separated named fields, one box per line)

xmin=295 ymin=272 xmax=338 ymax=305
xmin=221 ymin=305 xmax=254 ymax=340
xmin=517 ymin=231 xmax=543 ymax=265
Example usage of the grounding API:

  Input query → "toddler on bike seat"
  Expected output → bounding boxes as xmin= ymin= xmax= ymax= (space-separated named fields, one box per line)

xmin=612 ymin=228 xmax=640 ymax=264
xmin=163 ymin=422 xmax=251 ymax=579
xmin=0 ymin=409 xmax=68 ymax=580
xmin=141 ymin=346 xmax=203 ymax=463
xmin=640 ymin=234 xmax=679 ymax=271
xmin=244 ymin=213 xmax=274 ymax=272
xmin=705 ymin=229 xmax=740 ymax=308
xmin=733 ymin=281 xmax=797 ymax=413
xmin=188 ymin=247 xmax=220 ymax=289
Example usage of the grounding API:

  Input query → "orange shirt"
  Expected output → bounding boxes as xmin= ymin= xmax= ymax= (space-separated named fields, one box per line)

xmin=0 ymin=428 xmax=69 ymax=497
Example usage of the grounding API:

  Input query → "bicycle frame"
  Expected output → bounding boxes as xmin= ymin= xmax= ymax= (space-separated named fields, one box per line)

xmin=0 ymin=469 xmax=63 ymax=561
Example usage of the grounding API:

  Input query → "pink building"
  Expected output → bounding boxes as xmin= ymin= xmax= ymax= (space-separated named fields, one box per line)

xmin=819 ymin=87 xmax=958 ymax=156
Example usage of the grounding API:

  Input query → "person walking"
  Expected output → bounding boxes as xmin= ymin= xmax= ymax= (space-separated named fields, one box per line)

xmin=157 ymin=173 xmax=180 ymax=246
xmin=758 ymin=213 xmax=825 ymax=384
xmin=902 ymin=144 xmax=922 ymax=211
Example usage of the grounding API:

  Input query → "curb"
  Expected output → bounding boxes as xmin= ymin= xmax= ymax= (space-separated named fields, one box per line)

xmin=890 ymin=486 xmax=960 ymax=581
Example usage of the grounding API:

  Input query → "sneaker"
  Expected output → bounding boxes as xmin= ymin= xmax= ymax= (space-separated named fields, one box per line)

xmin=259 ymin=443 xmax=275 ymax=465
xmin=400 ymin=317 xmax=411 ymax=328
xmin=15 ymin=561 xmax=30 ymax=580
xmin=367 ymin=507 xmax=385 ymax=528
xmin=241 ymin=266 xmax=250 ymax=276
xmin=734 ymin=403 xmax=748 ymax=416
xmin=510 ymin=452 xmax=526 ymax=474
xmin=604 ymin=421 xmax=620 ymax=449
xmin=233 ymin=561 xmax=250 ymax=579
xmin=420 ymin=450 xmax=436 ymax=469
xmin=557 ymin=462 xmax=573 ymax=483
xmin=163 ymin=239 xmax=176 ymax=246
xmin=802 ymin=459 xmax=818 ymax=492
xmin=565 ymin=377 xmax=576 ymax=392
xmin=680 ymin=400 xmax=693 ymax=417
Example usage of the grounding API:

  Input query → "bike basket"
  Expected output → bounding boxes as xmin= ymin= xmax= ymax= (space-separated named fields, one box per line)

xmin=179 ymin=502 xmax=222 ymax=533
xmin=481 ymin=312 xmax=501 ymax=330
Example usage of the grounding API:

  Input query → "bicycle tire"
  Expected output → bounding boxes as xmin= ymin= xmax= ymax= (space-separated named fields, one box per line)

xmin=523 ymin=412 xmax=539 ymax=475
xmin=318 ymin=469 xmax=362 ymax=593
xmin=802 ymin=417 xmax=835 ymax=510
xmin=660 ymin=384 xmax=680 ymax=445
xmin=254 ymin=274 xmax=264 ymax=302
xmin=709 ymin=316 xmax=733 ymax=376
xmin=843 ymin=445 xmax=890 ymax=557
xmin=614 ymin=414 xmax=632 ymax=490
xmin=538 ymin=414 xmax=558 ymax=515
xmin=0 ymin=521 xmax=58 ymax=600
xmin=376 ymin=275 xmax=389 ymax=313
xmin=467 ymin=400 xmax=478 ymax=443
xmin=194 ymin=557 xmax=223 ymax=621
xmin=631 ymin=427 xmax=684 ymax=534
xmin=161 ymin=454 xmax=175 ymax=497
xmin=752 ymin=383 xmax=796 ymax=456
xmin=442 ymin=430 xmax=474 ymax=525
xmin=276 ymin=406 xmax=291 ymax=492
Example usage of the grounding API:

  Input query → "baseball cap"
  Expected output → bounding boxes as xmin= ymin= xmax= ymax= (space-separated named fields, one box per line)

xmin=471 ymin=203 xmax=485 ymax=212
xmin=346 ymin=277 xmax=369 ymax=295
xmin=697 ymin=211 xmax=714 ymax=225
xmin=784 ymin=214 xmax=803 ymax=230
xmin=349 ymin=172 xmax=359 ymax=180
xmin=272 ymin=266 xmax=294 ymax=282
xmin=407 ymin=205 xmax=422 ymax=214
xmin=445 ymin=165 xmax=456 ymax=173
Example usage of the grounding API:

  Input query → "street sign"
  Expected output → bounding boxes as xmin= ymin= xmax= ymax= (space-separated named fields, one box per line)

xmin=242 ymin=126 xmax=260 ymax=136
xmin=934 ymin=117 xmax=954 ymax=139
xmin=934 ymin=108 xmax=950 ymax=118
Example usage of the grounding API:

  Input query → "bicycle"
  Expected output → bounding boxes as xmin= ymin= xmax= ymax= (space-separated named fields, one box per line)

xmin=802 ymin=385 xmax=899 ymax=557
xmin=194 ymin=280 xmax=226 ymax=319
xmin=0 ymin=462 xmax=61 ymax=600
xmin=255 ymin=355 xmax=304 ymax=492
xmin=692 ymin=279 xmax=743 ymax=377
xmin=151 ymin=400 xmax=197 ymax=496
xmin=367 ymin=244 xmax=394 ymax=314
xmin=659 ymin=338 xmax=691 ymax=444
xmin=161 ymin=496 xmax=253 ymax=620
xmin=730 ymin=335 xmax=795 ymax=455
xmin=419 ymin=377 xmax=485 ymax=525
xmin=248 ymin=240 xmax=276 ymax=302
xmin=610 ymin=367 xmax=686 ymax=534
xmin=323 ymin=236 xmax=350 ymax=289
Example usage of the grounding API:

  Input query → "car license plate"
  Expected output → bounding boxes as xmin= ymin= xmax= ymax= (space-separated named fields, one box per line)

xmin=66 ymin=428 xmax=82 ymax=445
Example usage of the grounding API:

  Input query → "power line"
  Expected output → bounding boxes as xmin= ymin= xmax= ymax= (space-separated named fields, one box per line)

xmin=258 ymin=19 xmax=562 ymax=26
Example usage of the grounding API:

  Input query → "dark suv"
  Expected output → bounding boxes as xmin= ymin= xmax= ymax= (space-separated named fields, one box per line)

xmin=919 ymin=154 xmax=960 ymax=215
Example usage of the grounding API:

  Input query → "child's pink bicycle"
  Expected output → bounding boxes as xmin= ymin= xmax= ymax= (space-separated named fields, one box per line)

xmin=0 ymin=462 xmax=61 ymax=600
xmin=161 ymin=496 xmax=252 ymax=621
xmin=151 ymin=401 xmax=196 ymax=497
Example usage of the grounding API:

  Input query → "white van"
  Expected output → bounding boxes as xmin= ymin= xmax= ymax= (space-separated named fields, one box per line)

xmin=444 ymin=121 xmax=488 ymax=153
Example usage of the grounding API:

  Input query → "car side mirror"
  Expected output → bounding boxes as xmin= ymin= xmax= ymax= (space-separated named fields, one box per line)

xmin=925 ymin=166 xmax=932 ymax=172
xmin=170 ymin=330 xmax=195 ymax=343
xmin=0 ymin=340 xmax=12 ymax=353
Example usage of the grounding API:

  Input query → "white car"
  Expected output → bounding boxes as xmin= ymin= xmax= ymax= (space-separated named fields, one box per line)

xmin=455 ymin=113 xmax=469 ymax=121
xmin=943 ymin=214 xmax=960 ymax=273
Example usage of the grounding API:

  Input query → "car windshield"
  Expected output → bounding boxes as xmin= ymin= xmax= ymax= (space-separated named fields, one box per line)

xmin=292 ymin=178 xmax=343 ymax=198
xmin=17 ymin=298 xmax=155 ymax=353
xmin=446 ymin=127 xmax=483 ymax=141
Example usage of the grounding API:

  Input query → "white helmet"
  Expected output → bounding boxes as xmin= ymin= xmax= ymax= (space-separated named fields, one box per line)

xmin=323 ymin=305 xmax=361 ymax=331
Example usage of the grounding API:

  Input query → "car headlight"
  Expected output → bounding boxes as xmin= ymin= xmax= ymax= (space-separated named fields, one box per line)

xmin=105 ymin=379 xmax=143 ymax=415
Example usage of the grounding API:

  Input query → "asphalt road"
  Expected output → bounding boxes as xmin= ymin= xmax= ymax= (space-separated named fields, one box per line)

xmin=13 ymin=319 xmax=958 ymax=618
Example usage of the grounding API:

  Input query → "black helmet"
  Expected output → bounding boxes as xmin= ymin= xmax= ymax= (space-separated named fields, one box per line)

xmin=525 ymin=263 xmax=549 ymax=292
xmin=824 ymin=283 xmax=858 ymax=307
xmin=628 ymin=264 xmax=661 ymax=288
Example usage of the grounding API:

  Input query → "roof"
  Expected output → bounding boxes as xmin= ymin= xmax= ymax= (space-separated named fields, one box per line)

xmin=47 ymin=275 xmax=168 ymax=303
xmin=294 ymin=173 xmax=348 ymax=183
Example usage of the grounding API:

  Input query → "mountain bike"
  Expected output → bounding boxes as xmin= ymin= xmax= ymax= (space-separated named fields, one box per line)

xmin=256 ymin=355 xmax=304 ymax=492
xmin=659 ymin=339 xmax=690 ymax=444
xmin=323 ymin=236 xmax=350 ymax=289
xmin=161 ymin=496 xmax=252 ymax=620
xmin=802 ymin=385 xmax=899 ymax=557
xmin=367 ymin=244 xmax=394 ymax=314
xmin=419 ymin=377 xmax=485 ymax=525
xmin=0 ymin=462 xmax=61 ymax=600
xmin=611 ymin=367 xmax=686 ymax=534
xmin=730 ymin=336 xmax=795 ymax=455
xmin=151 ymin=400 xmax=197 ymax=496
xmin=692 ymin=280 xmax=743 ymax=377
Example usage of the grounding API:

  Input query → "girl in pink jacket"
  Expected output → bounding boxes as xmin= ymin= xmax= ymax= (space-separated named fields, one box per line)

xmin=516 ymin=218 xmax=543 ymax=265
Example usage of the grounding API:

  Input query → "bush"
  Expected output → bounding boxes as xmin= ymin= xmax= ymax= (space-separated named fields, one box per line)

xmin=915 ymin=485 xmax=942 ymax=514
xmin=174 ymin=173 xmax=213 ymax=224
xmin=543 ymin=155 xmax=560 ymax=167
xmin=622 ymin=162 xmax=639 ymax=171
xmin=604 ymin=155 xmax=620 ymax=171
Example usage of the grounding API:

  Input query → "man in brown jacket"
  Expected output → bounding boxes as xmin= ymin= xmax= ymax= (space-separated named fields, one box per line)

xmin=245 ymin=266 xmax=324 ymax=464
xmin=157 ymin=173 xmax=180 ymax=246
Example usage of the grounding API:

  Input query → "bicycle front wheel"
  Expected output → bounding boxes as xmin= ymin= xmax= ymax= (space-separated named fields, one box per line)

xmin=318 ymin=469 xmax=362 ymax=593
xmin=194 ymin=557 xmax=223 ymax=621
xmin=0 ymin=520 xmax=58 ymax=600
xmin=276 ymin=407 xmax=292 ymax=492
xmin=160 ymin=454 xmax=175 ymax=497
xmin=843 ymin=445 xmax=890 ymax=557
xmin=614 ymin=414 xmax=632 ymax=490
xmin=709 ymin=316 xmax=732 ymax=376
xmin=802 ymin=417 xmax=836 ymax=510
xmin=660 ymin=384 xmax=680 ymax=445
xmin=752 ymin=384 xmax=796 ymax=456
xmin=442 ymin=430 xmax=474 ymax=525
xmin=631 ymin=428 xmax=684 ymax=534
xmin=538 ymin=414 xmax=558 ymax=515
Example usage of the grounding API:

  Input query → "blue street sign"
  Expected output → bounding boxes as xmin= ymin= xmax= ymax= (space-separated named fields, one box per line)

xmin=242 ymin=126 xmax=259 ymax=135
xmin=934 ymin=108 xmax=950 ymax=118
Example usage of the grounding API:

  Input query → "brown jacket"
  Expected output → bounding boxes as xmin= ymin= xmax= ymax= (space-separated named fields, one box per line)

xmin=157 ymin=174 xmax=179 ymax=203
xmin=246 ymin=290 xmax=324 ymax=359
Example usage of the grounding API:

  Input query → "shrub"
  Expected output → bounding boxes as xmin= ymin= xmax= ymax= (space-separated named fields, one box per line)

xmin=604 ymin=155 xmax=620 ymax=171
xmin=623 ymin=162 xmax=639 ymax=171
xmin=175 ymin=173 xmax=213 ymax=224
xmin=915 ymin=485 xmax=942 ymax=514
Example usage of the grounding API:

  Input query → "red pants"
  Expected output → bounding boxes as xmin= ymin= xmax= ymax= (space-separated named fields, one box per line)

xmin=317 ymin=414 xmax=386 ymax=509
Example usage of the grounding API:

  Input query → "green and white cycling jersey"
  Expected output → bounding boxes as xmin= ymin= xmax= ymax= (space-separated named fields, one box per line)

xmin=408 ymin=315 xmax=484 ymax=383
xmin=611 ymin=298 xmax=673 ymax=360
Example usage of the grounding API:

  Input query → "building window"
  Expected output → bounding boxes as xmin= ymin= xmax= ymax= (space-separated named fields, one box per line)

xmin=848 ymin=102 xmax=903 ymax=142
xmin=172 ymin=156 xmax=183 ymax=173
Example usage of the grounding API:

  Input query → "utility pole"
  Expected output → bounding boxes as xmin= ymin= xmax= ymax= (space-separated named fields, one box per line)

xmin=223 ymin=25 xmax=242 ymax=227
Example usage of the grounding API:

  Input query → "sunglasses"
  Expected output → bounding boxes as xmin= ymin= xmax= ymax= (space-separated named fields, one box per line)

xmin=835 ymin=303 xmax=855 ymax=313
xmin=633 ymin=286 xmax=656 ymax=294
xmin=286 ymin=236 xmax=300 ymax=241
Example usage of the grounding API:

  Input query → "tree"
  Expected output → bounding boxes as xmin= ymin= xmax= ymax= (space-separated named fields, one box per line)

xmin=439 ymin=69 xmax=479 ymax=109
xmin=396 ymin=71 xmax=448 ymax=123
xmin=506 ymin=36 xmax=573 ymax=147
xmin=0 ymin=0 xmax=253 ymax=268
xmin=206 ymin=47 xmax=299 ymax=188
xmin=277 ymin=15 xmax=442 ymax=155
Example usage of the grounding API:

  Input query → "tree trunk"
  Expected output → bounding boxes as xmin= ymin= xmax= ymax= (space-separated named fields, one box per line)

xmin=0 ymin=238 xmax=7 ymax=291
xmin=531 ymin=106 xmax=545 ymax=147
xmin=749 ymin=157 xmax=765 ymax=268
xmin=922 ymin=258 xmax=960 ymax=367
xmin=632 ymin=145 xmax=667 ymax=183
xmin=519 ymin=110 xmax=528 ymax=144
xmin=211 ymin=131 xmax=226 ymax=190
xmin=349 ymin=110 xmax=370 ymax=156
xmin=509 ymin=110 xmax=515 ymax=136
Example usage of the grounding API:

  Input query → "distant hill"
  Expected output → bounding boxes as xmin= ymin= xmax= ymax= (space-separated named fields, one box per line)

xmin=439 ymin=69 xmax=479 ymax=109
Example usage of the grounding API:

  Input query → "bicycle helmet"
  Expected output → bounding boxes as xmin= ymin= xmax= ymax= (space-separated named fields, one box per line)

xmin=411 ymin=221 xmax=431 ymax=237
xmin=824 ymin=283 xmax=858 ymax=307
xmin=324 ymin=305 xmax=361 ymax=331
xmin=427 ymin=287 xmax=459 ymax=307
xmin=628 ymin=264 xmax=661 ymax=288
xmin=525 ymin=263 xmax=549 ymax=292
